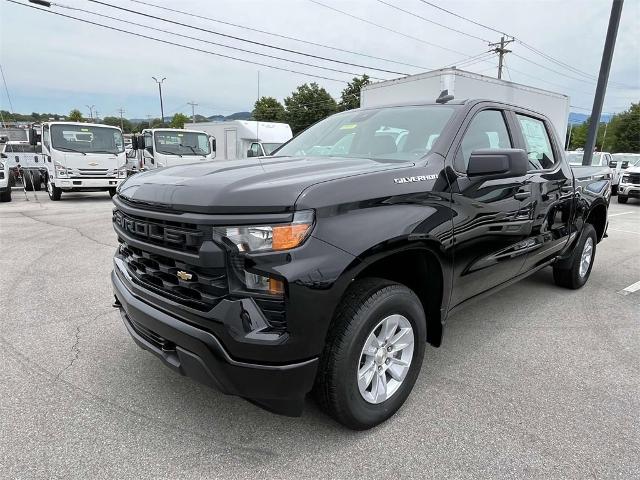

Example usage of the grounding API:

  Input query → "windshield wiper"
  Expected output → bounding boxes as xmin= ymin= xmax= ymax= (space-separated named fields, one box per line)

xmin=180 ymin=145 xmax=199 ymax=155
xmin=157 ymin=149 xmax=181 ymax=157
xmin=91 ymin=150 xmax=119 ymax=155
xmin=56 ymin=146 xmax=86 ymax=155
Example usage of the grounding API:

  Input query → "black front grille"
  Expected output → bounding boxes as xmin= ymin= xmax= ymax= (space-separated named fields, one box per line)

xmin=120 ymin=242 xmax=227 ymax=311
xmin=113 ymin=209 xmax=204 ymax=253
xmin=626 ymin=174 xmax=640 ymax=185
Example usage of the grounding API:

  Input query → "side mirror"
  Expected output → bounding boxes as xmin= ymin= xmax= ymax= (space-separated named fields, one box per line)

xmin=246 ymin=149 xmax=255 ymax=158
xmin=131 ymin=136 xmax=139 ymax=150
xmin=608 ymin=160 xmax=617 ymax=168
xmin=621 ymin=161 xmax=629 ymax=169
xmin=467 ymin=148 xmax=528 ymax=179
xmin=0 ymin=153 xmax=7 ymax=159
xmin=211 ymin=138 xmax=216 ymax=152
xmin=29 ymin=128 xmax=39 ymax=146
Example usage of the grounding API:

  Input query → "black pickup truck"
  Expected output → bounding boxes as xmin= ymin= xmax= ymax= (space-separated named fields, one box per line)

xmin=111 ymin=99 xmax=609 ymax=429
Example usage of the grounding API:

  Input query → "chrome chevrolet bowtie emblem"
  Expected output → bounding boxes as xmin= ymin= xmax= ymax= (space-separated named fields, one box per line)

xmin=88 ymin=162 xmax=99 ymax=166
xmin=176 ymin=271 xmax=193 ymax=281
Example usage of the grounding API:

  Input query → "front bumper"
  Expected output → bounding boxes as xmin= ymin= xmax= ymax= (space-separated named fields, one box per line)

xmin=56 ymin=177 xmax=123 ymax=189
xmin=112 ymin=268 xmax=319 ymax=416
xmin=619 ymin=184 xmax=640 ymax=197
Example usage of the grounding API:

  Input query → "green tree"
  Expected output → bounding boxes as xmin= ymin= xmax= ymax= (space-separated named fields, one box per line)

xmin=284 ymin=83 xmax=337 ymax=134
xmin=170 ymin=113 xmax=189 ymax=129
xmin=68 ymin=109 xmax=83 ymax=122
xmin=102 ymin=116 xmax=133 ymax=133
xmin=339 ymin=74 xmax=370 ymax=111
xmin=253 ymin=96 xmax=285 ymax=122
xmin=610 ymin=102 xmax=640 ymax=153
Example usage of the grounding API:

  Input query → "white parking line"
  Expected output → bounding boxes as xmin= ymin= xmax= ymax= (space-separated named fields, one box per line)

xmin=617 ymin=280 xmax=640 ymax=296
xmin=609 ymin=211 xmax=634 ymax=217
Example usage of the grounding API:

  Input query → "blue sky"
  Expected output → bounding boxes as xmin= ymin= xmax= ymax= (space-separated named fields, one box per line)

xmin=1 ymin=0 xmax=638 ymax=120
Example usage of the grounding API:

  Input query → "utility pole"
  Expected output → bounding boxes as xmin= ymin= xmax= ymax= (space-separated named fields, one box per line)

xmin=489 ymin=36 xmax=514 ymax=80
xmin=94 ymin=110 xmax=99 ymax=122
xmin=117 ymin=108 xmax=125 ymax=130
xmin=152 ymin=76 xmax=166 ymax=124
xmin=187 ymin=101 xmax=198 ymax=123
xmin=583 ymin=0 xmax=623 ymax=165
xmin=85 ymin=104 xmax=95 ymax=121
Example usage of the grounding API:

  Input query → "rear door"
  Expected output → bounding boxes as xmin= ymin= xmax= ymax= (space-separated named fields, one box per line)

xmin=448 ymin=106 xmax=534 ymax=306
xmin=511 ymin=110 xmax=573 ymax=273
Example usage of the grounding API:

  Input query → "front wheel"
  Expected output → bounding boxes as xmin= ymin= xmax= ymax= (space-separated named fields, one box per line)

xmin=617 ymin=195 xmax=628 ymax=204
xmin=314 ymin=278 xmax=426 ymax=430
xmin=47 ymin=181 xmax=62 ymax=201
xmin=553 ymin=223 xmax=597 ymax=289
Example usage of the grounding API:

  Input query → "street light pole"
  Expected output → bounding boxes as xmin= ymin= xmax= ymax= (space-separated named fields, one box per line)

xmin=152 ymin=76 xmax=166 ymax=124
xmin=582 ymin=0 xmax=624 ymax=165
xmin=85 ymin=104 xmax=95 ymax=121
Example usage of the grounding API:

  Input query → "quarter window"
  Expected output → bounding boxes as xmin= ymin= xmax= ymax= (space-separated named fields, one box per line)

xmin=457 ymin=110 xmax=512 ymax=171
xmin=516 ymin=114 xmax=556 ymax=170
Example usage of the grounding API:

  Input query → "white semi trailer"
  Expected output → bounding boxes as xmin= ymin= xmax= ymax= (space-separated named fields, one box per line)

xmin=360 ymin=68 xmax=571 ymax=146
xmin=185 ymin=120 xmax=293 ymax=160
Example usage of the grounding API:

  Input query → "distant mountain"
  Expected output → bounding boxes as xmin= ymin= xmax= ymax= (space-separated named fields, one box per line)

xmin=128 ymin=111 xmax=253 ymax=124
xmin=569 ymin=112 xmax=612 ymax=125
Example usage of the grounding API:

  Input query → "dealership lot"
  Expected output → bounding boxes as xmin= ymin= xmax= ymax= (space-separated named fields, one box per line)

xmin=0 ymin=191 xmax=638 ymax=479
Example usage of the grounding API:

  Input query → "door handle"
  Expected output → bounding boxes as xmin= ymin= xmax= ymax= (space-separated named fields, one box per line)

xmin=514 ymin=191 xmax=531 ymax=200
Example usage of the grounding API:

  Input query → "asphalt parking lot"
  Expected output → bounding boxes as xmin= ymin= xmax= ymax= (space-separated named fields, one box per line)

xmin=0 ymin=188 xmax=638 ymax=479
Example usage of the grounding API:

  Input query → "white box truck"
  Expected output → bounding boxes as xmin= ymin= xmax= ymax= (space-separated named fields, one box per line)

xmin=130 ymin=128 xmax=215 ymax=172
xmin=185 ymin=120 xmax=293 ymax=160
xmin=361 ymin=68 xmax=571 ymax=145
xmin=41 ymin=122 xmax=127 ymax=200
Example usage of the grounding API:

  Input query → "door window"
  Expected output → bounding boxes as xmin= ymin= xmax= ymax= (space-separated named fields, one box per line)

xmin=249 ymin=142 xmax=262 ymax=157
xmin=456 ymin=110 xmax=512 ymax=171
xmin=516 ymin=114 xmax=556 ymax=170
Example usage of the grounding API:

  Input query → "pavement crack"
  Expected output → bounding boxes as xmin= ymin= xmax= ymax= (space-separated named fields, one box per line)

xmin=19 ymin=211 xmax=115 ymax=248
xmin=54 ymin=310 xmax=113 ymax=381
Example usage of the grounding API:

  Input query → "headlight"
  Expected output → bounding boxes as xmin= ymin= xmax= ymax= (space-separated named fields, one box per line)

xmin=622 ymin=175 xmax=629 ymax=183
xmin=117 ymin=165 xmax=127 ymax=178
xmin=54 ymin=161 xmax=68 ymax=177
xmin=214 ymin=210 xmax=315 ymax=252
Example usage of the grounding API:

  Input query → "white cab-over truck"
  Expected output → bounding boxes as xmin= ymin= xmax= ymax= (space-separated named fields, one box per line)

xmin=185 ymin=120 xmax=293 ymax=160
xmin=129 ymin=128 xmax=214 ymax=171
xmin=0 ymin=126 xmax=46 ymax=191
xmin=41 ymin=122 xmax=127 ymax=200
xmin=0 ymin=147 xmax=10 ymax=202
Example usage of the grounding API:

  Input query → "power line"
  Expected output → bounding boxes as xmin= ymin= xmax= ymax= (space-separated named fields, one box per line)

xmin=375 ymin=0 xmax=491 ymax=43
xmin=54 ymin=1 xmax=386 ymax=81
xmin=511 ymin=52 xmax=603 ymax=85
xmin=87 ymin=0 xmax=407 ymax=76
xmin=130 ymin=0 xmax=430 ymax=71
xmin=6 ymin=0 xmax=349 ymax=83
xmin=308 ymin=0 xmax=472 ymax=59
xmin=0 ymin=63 xmax=15 ymax=114
xmin=417 ymin=0 xmax=509 ymax=37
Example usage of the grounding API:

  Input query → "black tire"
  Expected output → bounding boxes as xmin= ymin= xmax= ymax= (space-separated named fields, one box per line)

xmin=48 ymin=181 xmax=62 ymax=201
xmin=31 ymin=171 xmax=42 ymax=191
xmin=617 ymin=195 xmax=628 ymax=204
xmin=314 ymin=278 xmax=426 ymax=430
xmin=24 ymin=173 xmax=34 ymax=191
xmin=108 ymin=188 xmax=117 ymax=198
xmin=553 ymin=223 xmax=597 ymax=289
xmin=8 ymin=170 xmax=16 ymax=187
xmin=612 ymin=184 xmax=618 ymax=196
xmin=0 ymin=189 xmax=10 ymax=202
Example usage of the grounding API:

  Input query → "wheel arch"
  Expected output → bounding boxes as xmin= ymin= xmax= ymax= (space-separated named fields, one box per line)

xmin=585 ymin=201 xmax=607 ymax=242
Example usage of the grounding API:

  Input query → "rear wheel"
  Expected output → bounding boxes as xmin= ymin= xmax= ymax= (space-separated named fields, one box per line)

xmin=314 ymin=278 xmax=426 ymax=430
xmin=31 ymin=171 xmax=42 ymax=191
xmin=553 ymin=223 xmax=597 ymax=289
xmin=0 ymin=188 xmax=10 ymax=202
xmin=617 ymin=195 xmax=628 ymax=204
xmin=612 ymin=184 xmax=618 ymax=196
xmin=47 ymin=180 xmax=62 ymax=201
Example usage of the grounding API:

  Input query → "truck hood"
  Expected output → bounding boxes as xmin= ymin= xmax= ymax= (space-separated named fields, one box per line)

xmin=117 ymin=156 xmax=414 ymax=213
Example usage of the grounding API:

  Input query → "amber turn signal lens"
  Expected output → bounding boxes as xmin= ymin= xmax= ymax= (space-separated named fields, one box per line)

xmin=268 ymin=278 xmax=285 ymax=295
xmin=272 ymin=223 xmax=312 ymax=250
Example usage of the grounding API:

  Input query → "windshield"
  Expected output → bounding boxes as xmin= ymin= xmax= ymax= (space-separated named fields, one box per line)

xmin=275 ymin=105 xmax=457 ymax=161
xmin=0 ymin=128 xmax=29 ymax=142
xmin=614 ymin=154 xmax=640 ymax=166
xmin=262 ymin=142 xmax=282 ymax=155
xmin=154 ymin=130 xmax=210 ymax=156
xmin=566 ymin=151 xmax=604 ymax=166
xmin=50 ymin=124 xmax=124 ymax=154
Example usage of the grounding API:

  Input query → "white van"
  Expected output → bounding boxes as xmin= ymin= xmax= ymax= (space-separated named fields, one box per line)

xmin=41 ymin=122 xmax=126 ymax=200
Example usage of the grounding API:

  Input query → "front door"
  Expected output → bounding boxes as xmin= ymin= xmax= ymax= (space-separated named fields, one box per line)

xmin=449 ymin=108 xmax=534 ymax=306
